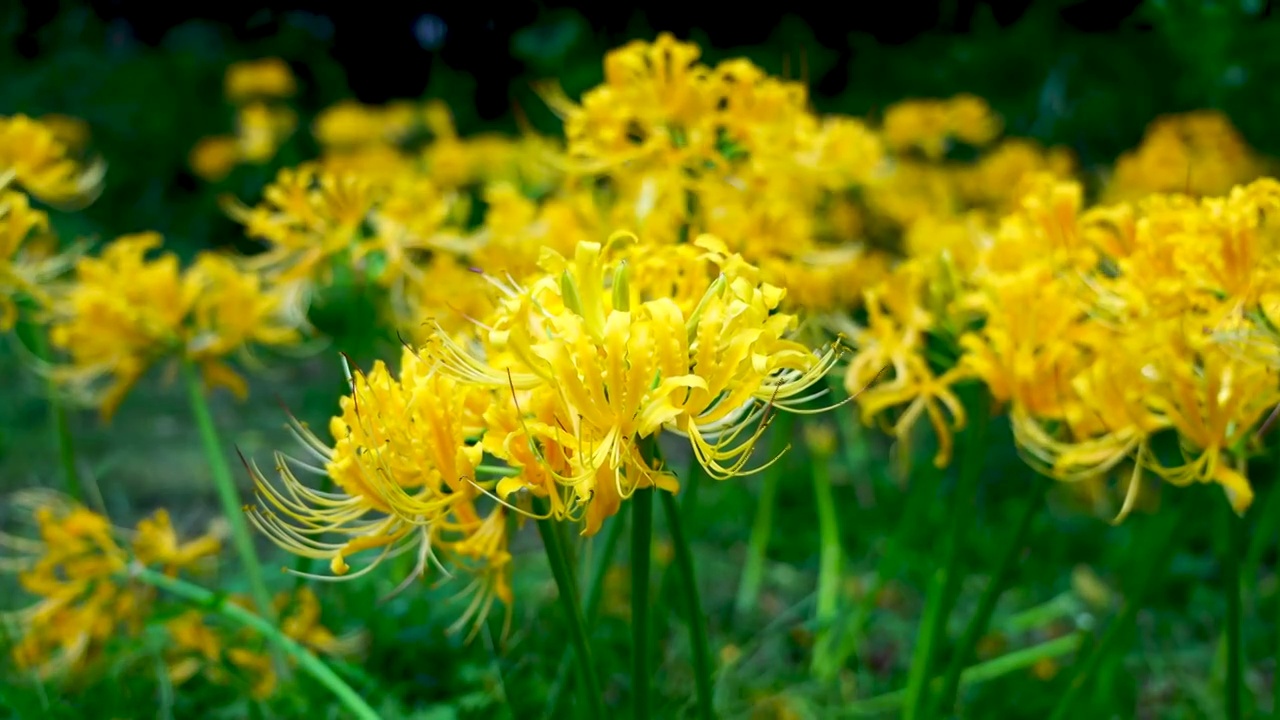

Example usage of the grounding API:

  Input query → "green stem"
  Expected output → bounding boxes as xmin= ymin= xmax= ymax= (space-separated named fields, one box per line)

xmin=1276 ymin=488 xmax=1280 ymax=719
xmin=811 ymin=442 xmax=843 ymax=679
xmin=660 ymin=488 xmax=716 ymax=720
xmin=841 ymin=634 xmax=1082 ymax=717
xmin=632 ymin=485 xmax=654 ymax=720
xmin=827 ymin=374 xmax=890 ymax=490
xmin=127 ymin=565 xmax=380 ymax=720
xmin=181 ymin=361 xmax=275 ymax=624
xmin=1225 ymin=485 xmax=1244 ymax=720
xmin=21 ymin=322 xmax=85 ymax=503
xmin=654 ymin=454 xmax=706 ymax=658
xmin=681 ymin=452 xmax=705 ymax=516
xmin=904 ymin=391 xmax=989 ymax=720
xmin=734 ymin=412 xmax=795 ymax=620
xmin=1244 ymin=479 xmax=1280 ymax=584
xmin=931 ymin=478 xmax=1046 ymax=718
xmin=840 ymin=460 xmax=944 ymax=667
xmin=535 ymin=514 xmax=607 ymax=719
xmin=542 ymin=512 xmax=626 ymax=720
xmin=1048 ymin=507 xmax=1183 ymax=720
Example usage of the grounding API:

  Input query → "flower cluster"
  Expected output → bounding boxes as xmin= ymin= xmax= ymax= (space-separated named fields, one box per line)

xmin=46 ymin=232 xmax=301 ymax=419
xmin=0 ymin=114 xmax=104 ymax=330
xmin=0 ymin=492 xmax=359 ymax=697
xmin=880 ymin=94 xmax=1002 ymax=158
xmin=841 ymin=172 xmax=1280 ymax=515
xmin=247 ymin=345 xmax=513 ymax=638
xmin=0 ymin=114 xmax=105 ymax=207
xmin=1 ymin=494 xmax=220 ymax=679
xmin=1104 ymin=110 xmax=1266 ymax=202
xmin=247 ymin=233 xmax=838 ymax=630
xmin=164 ymin=586 xmax=365 ymax=699
xmin=189 ymin=58 xmax=300 ymax=181
xmin=227 ymin=34 xmax=1280 ymax=638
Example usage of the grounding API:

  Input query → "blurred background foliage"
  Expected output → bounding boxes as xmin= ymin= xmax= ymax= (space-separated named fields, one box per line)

xmin=4 ymin=0 xmax=1280 ymax=255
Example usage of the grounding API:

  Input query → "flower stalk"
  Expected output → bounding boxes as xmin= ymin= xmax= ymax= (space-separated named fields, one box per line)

xmin=903 ymin=390 xmax=989 ymax=720
xmin=181 ymin=361 xmax=275 ymax=625
xmin=808 ymin=426 xmax=843 ymax=680
xmin=734 ymin=413 xmax=795 ymax=620
xmin=1224 ymin=467 xmax=1245 ymax=720
xmin=535 ymin=511 xmax=607 ymax=719
xmin=660 ymin=487 xmax=716 ymax=720
xmin=126 ymin=564 xmax=379 ymax=720
xmin=1048 ymin=505 xmax=1183 ymax=720
xmin=931 ymin=476 xmax=1046 ymax=717
xmin=632 ymin=484 xmax=655 ymax=720
xmin=17 ymin=315 xmax=85 ymax=503
xmin=542 ymin=513 xmax=626 ymax=720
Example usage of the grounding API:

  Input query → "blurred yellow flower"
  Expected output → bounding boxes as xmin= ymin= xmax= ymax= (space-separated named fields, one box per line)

xmin=236 ymin=102 xmax=297 ymax=164
xmin=224 ymin=57 xmax=297 ymax=104
xmin=0 ymin=190 xmax=76 ymax=329
xmin=0 ymin=114 xmax=105 ymax=207
xmin=188 ymin=135 xmax=240 ymax=181
xmin=48 ymin=232 xmax=299 ymax=419
xmin=1 ymin=494 xmax=221 ymax=680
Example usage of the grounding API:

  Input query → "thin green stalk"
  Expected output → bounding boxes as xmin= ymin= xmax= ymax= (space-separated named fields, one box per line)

xmin=681 ymin=451 xmax=705 ymax=516
xmin=655 ymin=455 xmax=706 ymax=649
xmin=841 ymin=634 xmax=1082 ymax=717
xmin=127 ymin=565 xmax=380 ymax=720
xmin=1048 ymin=507 xmax=1183 ymax=720
xmin=542 ymin=512 xmax=626 ymax=720
xmin=903 ymin=392 xmax=989 ymax=720
xmin=1224 ymin=484 xmax=1244 ymax=720
xmin=535 ymin=514 xmax=607 ymax=719
xmin=632 ymin=485 xmax=655 ymax=720
xmin=931 ymin=478 xmax=1046 ymax=718
xmin=810 ymin=439 xmax=843 ymax=679
xmin=181 ymin=361 xmax=275 ymax=625
xmin=20 ymin=321 xmax=84 ymax=503
xmin=840 ymin=460 xmax=944 ymax=666
xmin=660 ymin=488 xmax=716 ymax=720
xmin=1244 ymin=478 xmax=1280 ymax=584
xmin=827 ymin=375 xmax=890 ymax=490
xmin=734 ymin=412 xmax=795 ymax=620
xmin=904 ymin=567 xmax=950 ymax=720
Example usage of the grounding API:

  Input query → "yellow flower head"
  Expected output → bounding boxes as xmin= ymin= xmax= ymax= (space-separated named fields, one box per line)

xmin=0 ymin=114 xmax=105 ymax=207
xmin=1105 ymin=110 xmax=1263 ymax=202
xmin=423 ymin=234 xmax=840 ymax=532
xmin=0 ymin=190 xmax=77 ymax=329
xmin=246 ymin=348 xmax=512 ymax=638
xmin=225 ymin=58 xmax=297 ymax=104
xmin=189 ymin=135 xmax=241 ymax=182
xmin=236 ymin=102 xmax=298 ymax=164
xmin=49 ymin=233 xmax=299 ymax=419
xmin=2 ymin=494 xmax=221 ymax=680
xmin=164 ymin=586 xmax=364 ymax=698
xmin=314 ymin=100 xmax=396 ymax=149
xmin=881 ymin=94 xmax=1002 ymax=159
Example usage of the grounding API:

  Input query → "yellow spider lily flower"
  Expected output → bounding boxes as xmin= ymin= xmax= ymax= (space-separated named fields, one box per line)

xmin=0 ymin=190 xmax=79 ymax=330
xmin=47 ymin=232 xmax=299 ymax=419
xmin=1 ymin=493 xmax=220 ymax=680
xmin=246 ymin=347 xmax=513 ymax=638
xmin=0 ymin=114 xmax=105 ymax=208
xmin=224 ymin=58 xmax=297 ymax=104
xmin=423 ymin=235 xmax=840 ymax=532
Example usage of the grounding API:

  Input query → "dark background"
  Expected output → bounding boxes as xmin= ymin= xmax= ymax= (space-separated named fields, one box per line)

xmin=4 ymin=0 xmax=1277 ymax=250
